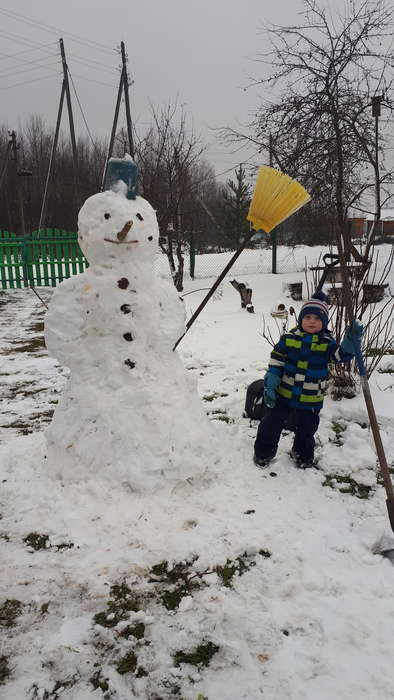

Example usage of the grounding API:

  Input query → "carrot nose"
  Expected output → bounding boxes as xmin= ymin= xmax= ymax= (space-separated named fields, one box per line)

xmin=117 ymin=220 xmax=133 ymax=241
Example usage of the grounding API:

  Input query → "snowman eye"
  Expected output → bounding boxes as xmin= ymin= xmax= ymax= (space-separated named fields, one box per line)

xmin=104 ymin=213 xmax=111 ymax=220
xmin=136 ymin=213 xmax=144 ymax=221
xmin=148 ymin=236 xmax=153 ymax=241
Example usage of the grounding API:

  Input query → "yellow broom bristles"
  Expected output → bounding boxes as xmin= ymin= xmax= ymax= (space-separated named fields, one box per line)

xmin=247 ymin=166 xmax=311 ymax=233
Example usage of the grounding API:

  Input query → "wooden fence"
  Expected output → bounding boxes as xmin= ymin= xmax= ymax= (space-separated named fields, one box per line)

xmin=0 ymin=229 xmax=88 ymax=289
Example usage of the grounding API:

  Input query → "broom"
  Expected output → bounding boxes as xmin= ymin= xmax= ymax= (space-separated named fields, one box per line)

xmin=173 ymin=166 xmax=310 ymax=350
xmin=247 ymin=166 xmax=311 ymax=233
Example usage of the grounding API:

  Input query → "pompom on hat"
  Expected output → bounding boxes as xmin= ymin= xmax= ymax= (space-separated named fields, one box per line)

xmin=298 ymin=291 xmax=329 ymax=330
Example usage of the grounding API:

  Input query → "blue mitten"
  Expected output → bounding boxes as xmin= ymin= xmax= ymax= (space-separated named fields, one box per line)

xmin=264 ymin=372 xmax=281 ymax=409
xmin=340 ymin=319 xmax=364 ymax=355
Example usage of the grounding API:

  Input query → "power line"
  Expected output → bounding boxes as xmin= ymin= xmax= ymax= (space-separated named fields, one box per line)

xmin=69 ymin=72 xmax=117 ymax=89
xmin=67 ymin=52 xmax=119 ymax=74
xmin=0 ymin=50 xmax=59 ymax=71
xmin=0 ymin=6 xmax=116 ymax=56
xmin=67 ymin=55 xmax=118 ymax=76
xmin=0 ymin=40 xmax=57 ymax=61
xmin=68 ymin=69 xmax=102 ymax=155
xmin=0 ymin=60 xmax=61 ymax=80
xmin=191 ymin=152 xmax=262 ymax=190
xmin=0 ymin=72 xmax=59 ymax=90
xmin=0 ymin=28 xmax=60 ymax=54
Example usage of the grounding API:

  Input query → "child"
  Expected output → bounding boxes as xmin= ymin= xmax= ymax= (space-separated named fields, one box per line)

xmin=254 ymin=291 xmax=363 ymax=469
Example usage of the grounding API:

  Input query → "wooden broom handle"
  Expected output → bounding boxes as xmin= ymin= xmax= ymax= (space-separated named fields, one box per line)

xmin=336 ymin=233 xmax=394 ymax=529
xmin=173 ymin=229 xmax=255 ymax=351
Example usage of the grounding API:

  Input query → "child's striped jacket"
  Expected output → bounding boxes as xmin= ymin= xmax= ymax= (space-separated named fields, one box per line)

xmin=268 ymin=326 xmax=353 ymax=410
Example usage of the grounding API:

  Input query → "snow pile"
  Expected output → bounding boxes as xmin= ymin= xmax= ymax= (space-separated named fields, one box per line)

xmin=0 ymin=242 xmax=393 ymax=699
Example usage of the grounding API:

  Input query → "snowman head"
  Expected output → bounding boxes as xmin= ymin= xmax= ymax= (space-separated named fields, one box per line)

xmin=78 ymin=188 xmax=159 ymax=266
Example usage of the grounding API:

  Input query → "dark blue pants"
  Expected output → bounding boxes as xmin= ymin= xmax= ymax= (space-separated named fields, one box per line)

xmin=254 ymin=396 xmax=320 ymax=464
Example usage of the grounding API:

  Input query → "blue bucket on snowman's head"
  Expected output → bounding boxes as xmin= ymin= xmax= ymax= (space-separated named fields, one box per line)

xmin=104 ymin=157 xmax=138 ymax=200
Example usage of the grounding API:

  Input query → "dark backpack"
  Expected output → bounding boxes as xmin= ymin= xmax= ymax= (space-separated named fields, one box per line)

xmin=244 ymin=379 xmax=265 ymax=420
xmin=244 ymin=378 xmax=296 ymax=432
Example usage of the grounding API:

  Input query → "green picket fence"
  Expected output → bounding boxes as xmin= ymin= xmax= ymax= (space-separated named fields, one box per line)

xmin=0 ymin=229 xmax=88 ymax=289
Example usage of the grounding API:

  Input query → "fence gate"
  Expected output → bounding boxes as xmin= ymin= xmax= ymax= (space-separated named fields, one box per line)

xmin=0 ymin=229 xmax=88 ymax=289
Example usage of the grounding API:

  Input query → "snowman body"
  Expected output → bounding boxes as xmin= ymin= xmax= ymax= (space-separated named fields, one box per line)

xmin=45 ymin=189 xmax=214 ymax=490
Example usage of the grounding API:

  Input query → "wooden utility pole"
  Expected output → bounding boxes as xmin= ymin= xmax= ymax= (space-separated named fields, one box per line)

xmin=0 ymin=137 xmax=12 ymax=191
xmin=121 ymin=41 xmax=134 ymax=159
xmin=39 ymin=81 xmax=65 ymax=230
xmin=102 ymin=41 xmax=135 ymax=189
xmin=10 ymin=130 xmax=26 ymax=236
xmin=60 ymin=38 xmax=79 ymax=202
xmin=38 ymin=39 xmax=79 ymax=231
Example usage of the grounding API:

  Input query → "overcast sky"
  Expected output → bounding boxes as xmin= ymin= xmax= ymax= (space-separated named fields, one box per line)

xmin=1 ymin=0 xmax=344 ymax=181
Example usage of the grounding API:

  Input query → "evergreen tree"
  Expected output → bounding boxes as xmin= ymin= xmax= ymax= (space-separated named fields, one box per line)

xmin=220 ymin=165 xmax=251 ymax=249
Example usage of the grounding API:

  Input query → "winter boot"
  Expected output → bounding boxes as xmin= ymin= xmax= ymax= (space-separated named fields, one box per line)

xmin=290 ymin=450 xmax=317 ymax=470
xmin=254 ymin=453 xmax=271 ymax=468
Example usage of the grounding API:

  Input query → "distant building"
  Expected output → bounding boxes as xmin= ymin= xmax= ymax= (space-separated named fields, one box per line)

xmin=348 ymin=209 xmax=394 ymax=239
xmin=348 ymin=217 xmax=366 ymax=238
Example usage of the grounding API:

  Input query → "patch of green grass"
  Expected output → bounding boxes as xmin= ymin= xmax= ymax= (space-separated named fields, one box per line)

xmin=161 ymin=587 xmax=191 ymax=611
xmin=323 ymin=473 xmax=373 ymax=499
xmin=136 ymin=666 xmax=148 ymax=678
xmin=23 ymin=532 xmax=50 ymax=550
xmin=52 ymin=676 xmax=78 ymax=694
xmin=215 ymin=550 xmax=271 ymax=588
xmin=23 ymin=533 xmax=73 ymax=553
xmin=202 ymin=392 xmax=228 ymax=402
xmin=160 ymin=679 xmax=183 ymax=696
xmin=9 ymin=337 xmax=45 ymax=354
xmin=149 ymin=558 xmax=203 ymax=611
xmin=173 ymin=641 xmax=219 ymax=667
xmin=116 ymin=650 xmax=138 ymax=675
xmin=56 ymin=542 xmax=74 ymax=551
xmin=5 ymin=409 xmax=55 ymax=435
xmin=0 ymin=599 xmax=23 ymax=627
xmin=94 ymin=580 xmax=142 ymax=628
xmin=150 ymin=551 xmax=272 ymax=609
xmin=209 ymin=410 xmax=234 ymax=424
xmin=329 ymin=419 xmax=347 ymax=446
xmin=377 ymin=466 xmax=394 ymax=486
xmin=119 ymin=622 xmax=145 ymax=640
xmin=90 ymin=669 xmax=109 ymax=692
xmin=28 ymin=320 xmax=45 ymax=334
xmin=93 ymin=611 xmax=110 ymax=627
xmin=0 ymin=656 xmax=11 ymax=685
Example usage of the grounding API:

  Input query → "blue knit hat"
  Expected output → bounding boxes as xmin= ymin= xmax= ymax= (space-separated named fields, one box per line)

xmin=298 ymin=291 xmax=329 ymax=329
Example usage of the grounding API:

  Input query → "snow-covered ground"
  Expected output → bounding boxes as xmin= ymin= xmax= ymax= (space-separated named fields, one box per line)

xmin=1 ymin=246 xmax=393 ymax=700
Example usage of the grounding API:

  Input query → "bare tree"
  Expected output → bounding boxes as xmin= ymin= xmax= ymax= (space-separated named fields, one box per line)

xmin=223 ymin=0 xmax=394 ymax=251
xmin=223 ymin=0 xmax=394 ymax=384
xmin=135 ymin=101 xmax=207 ymax=290
xmin=0 ymin=118 xmax=107 ymax=232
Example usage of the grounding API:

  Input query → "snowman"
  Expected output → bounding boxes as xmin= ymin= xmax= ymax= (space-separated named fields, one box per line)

xmin=44 ymin=159 xmax=216 ymax=491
